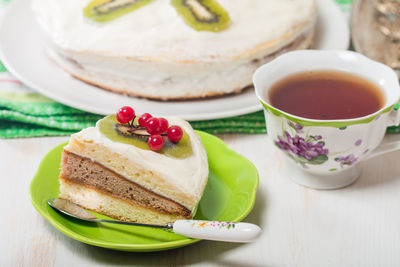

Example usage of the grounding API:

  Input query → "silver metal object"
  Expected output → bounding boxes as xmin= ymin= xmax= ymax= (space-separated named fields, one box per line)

xmin=48 ymin=198 xmax=172 ymax=229
xmin=352 ymin=0 xmax=400 ymax=77
xmin=375 ymin=0 xmax=400 ymax=16
xmin=48 ymin=198 xmax=262 ymax=242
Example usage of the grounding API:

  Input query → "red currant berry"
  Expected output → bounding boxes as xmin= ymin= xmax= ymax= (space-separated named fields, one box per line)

xmin=159 ymin=118 xmax=169 ymax=133
xmin=116 ymin=106 xmax=135 ymax=124
xmin=148 ymin=135 xmax=164 ymax=151
xmin=138 ymin=113 xmax=152 ymax=127
xmin=146 ymin=117 xmax=161 ymax=134
xmin=167 ymin=125 xmax=183 ymax=143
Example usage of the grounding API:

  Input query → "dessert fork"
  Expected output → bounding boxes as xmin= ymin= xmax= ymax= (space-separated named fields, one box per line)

xmin=48 ymin=198 xmax=261 ymax=243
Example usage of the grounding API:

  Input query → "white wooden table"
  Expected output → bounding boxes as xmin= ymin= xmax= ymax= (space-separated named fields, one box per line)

xmin=1 ymin=133 xmax=400 ymax=267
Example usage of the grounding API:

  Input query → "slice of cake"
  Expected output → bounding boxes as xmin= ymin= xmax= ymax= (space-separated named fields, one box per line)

xmin=31 ymin=0 xmax=316 ymax=100
xmin=59 ymin=107 xmax=209 ymax=225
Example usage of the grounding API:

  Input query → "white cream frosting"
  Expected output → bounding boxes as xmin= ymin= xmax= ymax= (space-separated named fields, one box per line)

xmin=32 ymin=0 xmax=316 ymax=99
xmin=32 ymin=0 xmax=315 ymax=59
xmin=65 ymin=117 xmax=209 ymax=208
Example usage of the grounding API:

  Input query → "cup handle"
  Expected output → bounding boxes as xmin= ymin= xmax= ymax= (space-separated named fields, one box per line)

xmin=386 ymin=101 xmax=400 ymax=127
xmin=365 ymin=104 xmax=400 ymax=161
xmin=364 ymin=136 xmax=400 ymax=161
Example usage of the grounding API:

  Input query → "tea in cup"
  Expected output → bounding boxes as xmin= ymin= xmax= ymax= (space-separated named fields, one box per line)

xmin=253 ymin=50 xmax=400 ymax=189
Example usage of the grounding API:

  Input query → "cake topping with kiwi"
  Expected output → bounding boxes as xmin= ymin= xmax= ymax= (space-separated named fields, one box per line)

xmin=98 ymin=106 xmax=192 ymax=158
xmin=170 ymin=0 xmax=231 ymax=32
xmin=84 ymin=0 xmax=231 ymax=32
xmin=84 ymin=0 xmax=155 ymax=23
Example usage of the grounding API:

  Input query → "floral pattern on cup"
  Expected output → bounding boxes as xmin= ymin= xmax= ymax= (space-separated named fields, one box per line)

xmin=288 ymin=121 xmax=304 ymax=133
xmin=335 ymin=154 xmax=358 ymax=167
xmin=274 ymin=121 xmax=366 ymax=170
xmin=275 ymin=124 xmax=329 ymax=167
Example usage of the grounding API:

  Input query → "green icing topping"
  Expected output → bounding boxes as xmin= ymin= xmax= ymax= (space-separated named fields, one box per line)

xmin=98 ymin=115 xmax=193 ymax=159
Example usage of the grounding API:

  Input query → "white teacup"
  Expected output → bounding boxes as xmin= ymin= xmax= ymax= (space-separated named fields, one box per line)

xmin=253 ymin=50 xmax=400 ymax=189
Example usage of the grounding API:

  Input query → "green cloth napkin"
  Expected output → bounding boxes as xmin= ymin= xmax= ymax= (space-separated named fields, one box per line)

xmin=4 ymin=0 xmax=399 ymax=138
xmin=0 ymin=90 xmax=268 ymax=138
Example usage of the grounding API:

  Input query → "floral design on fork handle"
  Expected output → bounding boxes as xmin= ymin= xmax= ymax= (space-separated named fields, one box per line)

xmin=189 ymin=221 xmax=236 ymax=230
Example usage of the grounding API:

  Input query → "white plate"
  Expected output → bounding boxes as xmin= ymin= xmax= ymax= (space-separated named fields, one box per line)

xmin=0 ymin=0 xmax=349 ymax=120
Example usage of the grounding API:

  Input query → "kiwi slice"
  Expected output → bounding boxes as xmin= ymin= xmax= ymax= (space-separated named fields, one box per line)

xmin=114 ymin=124 xmax=149 ymax=141
xmin=84 ymin=0 xmax=155 ymax=22
xmin=97 ymin=115 xmax=193 ymax=159
xmin=170 ymin=0 xmax=231 ymax=32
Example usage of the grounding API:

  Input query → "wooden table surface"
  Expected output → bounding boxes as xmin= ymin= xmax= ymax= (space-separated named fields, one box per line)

xmin=1 ymin=133 xmax=400 ymax=267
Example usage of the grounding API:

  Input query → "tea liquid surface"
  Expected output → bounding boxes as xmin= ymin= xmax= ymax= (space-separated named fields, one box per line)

xmin=268 ymin=71 xmax=385 ymax=120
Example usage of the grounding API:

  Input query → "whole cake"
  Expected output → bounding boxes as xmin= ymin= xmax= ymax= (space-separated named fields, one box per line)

xmin=59 ymin=107 xmax=209 ymax=224
xmin=32 ymin=0 xmax=317 ymax=100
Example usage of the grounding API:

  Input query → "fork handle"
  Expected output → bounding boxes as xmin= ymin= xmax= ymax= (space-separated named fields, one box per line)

xmin=172 ymin=220 xmax=261 ymax=243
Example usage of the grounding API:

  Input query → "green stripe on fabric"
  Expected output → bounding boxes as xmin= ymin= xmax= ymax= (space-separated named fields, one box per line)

xmin=334 ymin=0 xmax=353 ymax=4
xmin=0 ymin=109 xmax=101 ymax=130
xmin=387 ymin=126 xmax=400 ymax=134
xmin=0 ymin=92 xmax=93 ymax=116
xmin=0 ymin=60 xmax=7 ymax=72
xmin=0 ymin=120 xmax=74 ymax=138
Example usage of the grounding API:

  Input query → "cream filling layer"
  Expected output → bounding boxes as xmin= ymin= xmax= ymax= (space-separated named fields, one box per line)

xmin=65 ymin=118 xmax=209 ymax=211
xmin=59 ymin=179 xmax=187 ymax=224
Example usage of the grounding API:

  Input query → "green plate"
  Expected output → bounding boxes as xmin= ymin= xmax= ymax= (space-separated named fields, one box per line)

xmin=30 ymin=131 xmax=259 ymax=252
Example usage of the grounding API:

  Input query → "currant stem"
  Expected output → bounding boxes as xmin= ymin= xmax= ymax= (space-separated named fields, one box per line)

xmin=129 ymin=116 xmax=136 ymax=128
